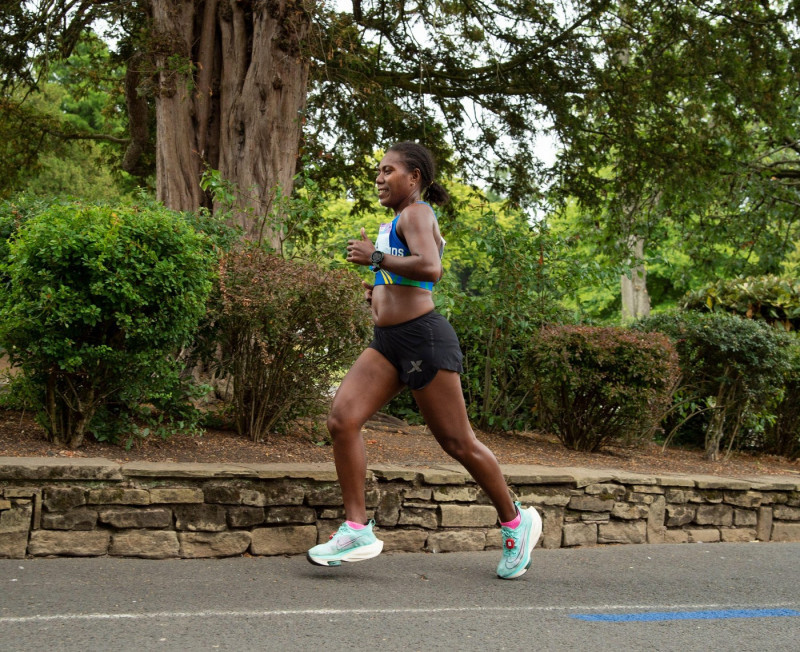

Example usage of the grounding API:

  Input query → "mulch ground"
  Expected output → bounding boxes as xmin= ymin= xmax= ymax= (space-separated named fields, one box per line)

xmin=1 ymin=409 xmax=798 ymax=479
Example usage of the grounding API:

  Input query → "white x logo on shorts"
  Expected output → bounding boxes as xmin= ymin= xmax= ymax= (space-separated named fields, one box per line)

xmin=408 ymin=360 xmax=423 ymax=374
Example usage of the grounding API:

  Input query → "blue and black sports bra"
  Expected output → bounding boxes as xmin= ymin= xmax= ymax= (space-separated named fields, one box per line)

xmin=372 ymin=201 xmax=446 ymax=291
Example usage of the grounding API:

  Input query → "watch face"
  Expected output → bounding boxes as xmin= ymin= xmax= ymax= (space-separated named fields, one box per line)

xmin=371 ymin=250 xmax=384 ymax=264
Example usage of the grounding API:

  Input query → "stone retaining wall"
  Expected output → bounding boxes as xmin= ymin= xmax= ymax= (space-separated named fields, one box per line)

xmin=1 ymin=457 xmax=799 ymax=559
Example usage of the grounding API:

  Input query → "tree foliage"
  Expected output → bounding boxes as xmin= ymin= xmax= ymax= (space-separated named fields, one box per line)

xmin=555 ymin=1 xmax=800 ymax=284
xmin=3 ymin=3 xmax=800 ymax=454
xmin=2 ymin=2 xmax=798 ymax=240
xmin=304 ymin=0 xmax=609 ymax=210
xmin=0 ymin=31 xmax=136 ymax=200
xmin=441 ymin=204 xmax=577 ymax=432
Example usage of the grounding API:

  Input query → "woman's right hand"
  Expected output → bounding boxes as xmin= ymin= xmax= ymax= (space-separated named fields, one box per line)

xmin=347 ymin=227 xmax=375 ymax=267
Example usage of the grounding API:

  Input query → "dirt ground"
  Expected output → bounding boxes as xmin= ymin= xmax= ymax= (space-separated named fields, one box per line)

xmin=1 ymin=409 xmax=798 ymax=479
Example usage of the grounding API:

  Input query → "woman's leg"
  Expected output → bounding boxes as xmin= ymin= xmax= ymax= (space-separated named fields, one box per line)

xmin=412 ymin=370 xmax=517 ymax=523
xmin=328 ymin=348 xmax=404 ymax=524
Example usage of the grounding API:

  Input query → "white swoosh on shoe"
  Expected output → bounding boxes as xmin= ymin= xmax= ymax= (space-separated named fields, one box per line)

xmin=335 ymin=536 xmax=361 ymax=550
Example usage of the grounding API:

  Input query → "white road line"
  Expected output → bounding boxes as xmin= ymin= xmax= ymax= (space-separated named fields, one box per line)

xmin=1 ymin=602 xmax=798 ymax=624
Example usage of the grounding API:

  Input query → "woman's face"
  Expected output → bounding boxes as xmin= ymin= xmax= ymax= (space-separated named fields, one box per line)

xmin=376 ymin=151 xmax=419 ymax=209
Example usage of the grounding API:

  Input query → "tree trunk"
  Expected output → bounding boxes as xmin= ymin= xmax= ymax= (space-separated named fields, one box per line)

xmin=621 ymin=235 xmax=651 ymax=321
xmin=704 ymin=373 xmax=733 ymax=462
xmin=614 ymin=1 xmax=651 ymax=323
xmin=149 ymin=0 xmax=311 ymax=246
xmin=151 ymin=0 xmax=204 ymax=211
xmin=45 ymin=371 xmax=97 ymax=450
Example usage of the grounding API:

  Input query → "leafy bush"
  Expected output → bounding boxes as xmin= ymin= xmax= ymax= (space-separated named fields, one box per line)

xmin=760 ymin=341 xmax=800 ymax=460
xmin=682 ymin=275 xmax=800 ymax=331
xmin=0 ymin=196 xmax=53 ymax=274
xmin=635 ymin=311 xmax=792 ymax=460
xmin=533 ymin=325 xmax=680 ymax=452
xmin=0 ymin=201 xmax=216 ymax=448
xmin=208 ymin=248 xmax=371 ymax=441
xmin=433 ymin=206 xmax=596 ymax=432
xmin=0 ymin=373 xmax=38 ymax=411
xmin=200 ymin=160 xmax=326 ymax=255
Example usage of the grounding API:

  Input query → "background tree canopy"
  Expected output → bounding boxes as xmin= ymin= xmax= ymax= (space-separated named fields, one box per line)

xmin=1 ymin=0 xmax=798 ymax=309
xmin=552 ymin=1 xmax=800 ymax=317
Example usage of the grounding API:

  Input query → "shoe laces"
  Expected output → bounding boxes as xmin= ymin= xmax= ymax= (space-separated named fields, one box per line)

xmin=328 ymin=523 xmax=350 ymax=541
xmin=500 ymin=525 xmax=519 ymax=556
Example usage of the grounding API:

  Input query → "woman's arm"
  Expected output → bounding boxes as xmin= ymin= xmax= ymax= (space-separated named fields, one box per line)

xmin=346 ymin=204 xmax=441 ymax=282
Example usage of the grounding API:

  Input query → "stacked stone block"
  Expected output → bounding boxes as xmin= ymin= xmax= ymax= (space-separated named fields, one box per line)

xmin=0 ymin=457 xmax=798 ymax=558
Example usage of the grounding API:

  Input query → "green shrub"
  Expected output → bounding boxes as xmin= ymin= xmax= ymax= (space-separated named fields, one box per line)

xmin=208 ymin=248 xmax=371 ymax=441
xmin=0 ymin=373 xmax=38 ymax=411
xmin=635 ymin=311 xmax=792 ymax=460
xmin=682 ymin=275 xmax=800 ymax=331
xmin=443 ymin=289 xmax=543 ymax=432
xmin=533 ymin=325 xmax=680 ymax=452
xmin=0 ymin=196 xmax=52 ymax=280
xmin=0 ymin=201 xmax=216 ymax=448
xmin=760 ymin=341 xmax=800 ymax=460
xmin=434 ymin=211 xmax=590 ymax=432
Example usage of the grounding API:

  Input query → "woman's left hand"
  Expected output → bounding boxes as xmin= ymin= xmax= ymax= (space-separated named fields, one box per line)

xmin=361 ymin=280 xmax=374 ymax=304
xmin=346 ymin=227 xmax=375 ymax=266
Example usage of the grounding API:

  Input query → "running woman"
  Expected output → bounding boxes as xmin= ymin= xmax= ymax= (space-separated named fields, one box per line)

xmin=307 ymin=142 xmax=541 ymax=579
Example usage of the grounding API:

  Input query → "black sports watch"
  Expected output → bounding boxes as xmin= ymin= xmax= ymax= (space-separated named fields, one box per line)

xmin=370 ymin=249 xmax=384 ymax=270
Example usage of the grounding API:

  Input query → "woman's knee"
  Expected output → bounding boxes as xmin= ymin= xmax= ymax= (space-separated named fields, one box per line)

xmin=437 ymin=432 xmax=479 ymax=462
xmin=326 ymin=410 xmax=360 ymax=440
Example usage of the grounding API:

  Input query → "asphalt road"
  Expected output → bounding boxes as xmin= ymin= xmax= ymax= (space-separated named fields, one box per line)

xmin=1 ymin=543 xmax=799 ymax=651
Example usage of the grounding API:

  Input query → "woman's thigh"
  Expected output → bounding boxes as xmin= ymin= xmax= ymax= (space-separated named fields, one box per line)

xmin=328 ymin=348 xmax=405 ymax=432
xmin=411 ymin=370 xmax=474 ymax=447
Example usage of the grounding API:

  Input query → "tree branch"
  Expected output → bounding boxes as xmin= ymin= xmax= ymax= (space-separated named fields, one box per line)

xmin=42 ymin=127 xmax=130 ymax=144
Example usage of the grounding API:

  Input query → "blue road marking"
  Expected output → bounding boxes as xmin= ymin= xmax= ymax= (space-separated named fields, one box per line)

xmin=571 ymin=609 xmax=800 ymax=623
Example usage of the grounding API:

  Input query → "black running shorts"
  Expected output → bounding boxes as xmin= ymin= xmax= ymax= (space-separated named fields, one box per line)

xmin=369 ymin=311 xmax=464 ymax=390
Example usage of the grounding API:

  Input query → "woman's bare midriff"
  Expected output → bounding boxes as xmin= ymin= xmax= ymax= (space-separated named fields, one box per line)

xmin=371 ymin=284 xmax=435 ymax=327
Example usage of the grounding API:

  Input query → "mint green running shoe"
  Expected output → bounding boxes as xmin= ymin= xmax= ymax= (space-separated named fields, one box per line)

xmin=307 ymin=520 xmax=384 ymax=567
xmin=496 ymin=503 xmax=542 ymax=580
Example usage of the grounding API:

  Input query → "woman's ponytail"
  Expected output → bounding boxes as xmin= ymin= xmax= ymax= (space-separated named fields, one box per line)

xmin=423 ymin=181 xmax=450 ymax=206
